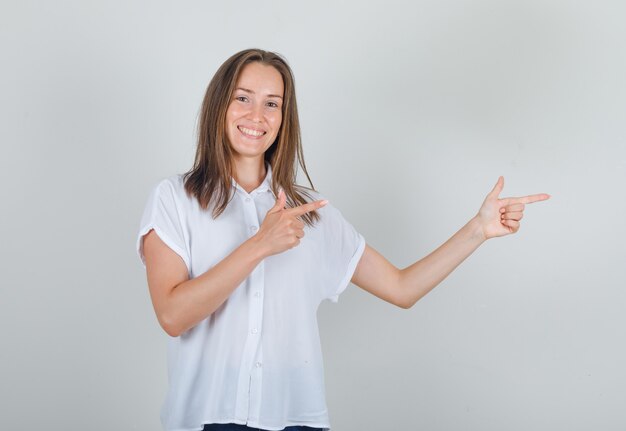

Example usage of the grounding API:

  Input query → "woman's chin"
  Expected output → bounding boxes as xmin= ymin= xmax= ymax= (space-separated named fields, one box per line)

xmin=231 ymin=140 xmax=273 ymax=156
xmin=231 ymin=146 xmax=268 ymax=159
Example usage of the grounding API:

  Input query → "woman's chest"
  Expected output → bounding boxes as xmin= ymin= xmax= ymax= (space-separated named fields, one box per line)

xmin=184 ymin=195 xmax=325 ymax=285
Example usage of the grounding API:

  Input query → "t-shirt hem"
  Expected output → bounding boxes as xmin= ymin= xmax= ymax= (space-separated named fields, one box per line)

xmin=170 ymin=418 xmax=331 ymax=431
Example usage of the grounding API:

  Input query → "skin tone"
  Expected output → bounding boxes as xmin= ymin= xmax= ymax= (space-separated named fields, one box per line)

xmin=141 ymin=62 xmax=551 ymax=336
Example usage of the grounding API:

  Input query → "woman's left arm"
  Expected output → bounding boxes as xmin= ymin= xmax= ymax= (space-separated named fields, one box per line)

xmin=350 ymin=176 xmax=550 ymax=309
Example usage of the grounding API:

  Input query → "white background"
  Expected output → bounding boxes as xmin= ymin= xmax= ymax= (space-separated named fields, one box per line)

xmin=1 ymin=0 xmax=625 ymax=430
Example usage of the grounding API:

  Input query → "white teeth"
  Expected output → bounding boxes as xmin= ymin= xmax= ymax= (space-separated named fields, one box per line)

xmin=239 ymin=126 xmax=265 ymax=137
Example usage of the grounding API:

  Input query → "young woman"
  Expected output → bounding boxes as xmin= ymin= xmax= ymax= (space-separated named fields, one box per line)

xmin=136 ymin=48 xmax=550 ymax=431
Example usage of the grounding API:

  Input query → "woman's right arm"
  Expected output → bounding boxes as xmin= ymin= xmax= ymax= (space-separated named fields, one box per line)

xmin=141 ymin=190 xmax=327 ymax=337
xmin=142 ymin=229 xmax=267 ymax=337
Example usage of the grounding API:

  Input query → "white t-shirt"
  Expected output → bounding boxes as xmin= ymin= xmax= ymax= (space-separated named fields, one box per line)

xmin=136 ymin=162 xmax=366 ymax=431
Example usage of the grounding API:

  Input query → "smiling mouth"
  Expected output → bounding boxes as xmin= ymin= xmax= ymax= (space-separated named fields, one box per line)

xmin=238 ymin=126 xmax=266 ymax=138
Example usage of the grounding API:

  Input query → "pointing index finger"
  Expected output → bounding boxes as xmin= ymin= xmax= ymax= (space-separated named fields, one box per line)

xmin=287 ymin=199 xmax=329 ymax=217
xmin=510 ymin=193 xmax=551 ymax=204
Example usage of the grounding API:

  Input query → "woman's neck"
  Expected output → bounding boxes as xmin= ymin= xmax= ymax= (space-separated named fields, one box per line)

xmin=232 ymin=157 xmax=267 ymax=194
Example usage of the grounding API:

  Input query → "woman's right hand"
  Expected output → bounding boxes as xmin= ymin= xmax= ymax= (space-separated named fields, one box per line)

xmin=254 ymin=189 xmax=328 ymax=257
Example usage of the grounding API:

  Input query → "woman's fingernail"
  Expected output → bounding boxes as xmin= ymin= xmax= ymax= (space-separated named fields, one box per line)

xmin=320 ymin=199 xmax=329 ymax=205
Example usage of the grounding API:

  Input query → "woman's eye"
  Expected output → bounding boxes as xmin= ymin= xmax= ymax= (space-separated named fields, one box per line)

xmin=267 ymin=101 xmax=278 ymax=108
xmin=235 ymin=96 xmax=248 ymax=102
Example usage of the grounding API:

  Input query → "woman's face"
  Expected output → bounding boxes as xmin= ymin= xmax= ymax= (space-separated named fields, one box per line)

xmin=225 ymin=62 xmax=284 ymax=161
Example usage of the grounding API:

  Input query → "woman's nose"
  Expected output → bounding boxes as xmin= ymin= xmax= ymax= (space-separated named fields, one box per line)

xmin=247 ymin=102 xmax=264 ymax=122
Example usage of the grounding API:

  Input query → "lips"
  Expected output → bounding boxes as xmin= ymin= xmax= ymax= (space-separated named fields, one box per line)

xmin=238 ymin=125 xmax=266 ymax=138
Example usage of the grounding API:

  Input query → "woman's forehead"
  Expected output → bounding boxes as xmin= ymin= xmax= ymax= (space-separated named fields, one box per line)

xmin=236 ymin=62 xmax=284 ymax=97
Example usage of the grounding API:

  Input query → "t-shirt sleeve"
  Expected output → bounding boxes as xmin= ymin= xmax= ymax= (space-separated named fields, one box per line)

xmin=136 ymin=178 xmax=191 ymax=273
xmin=321 ymin=203 xmax=366 ymax=303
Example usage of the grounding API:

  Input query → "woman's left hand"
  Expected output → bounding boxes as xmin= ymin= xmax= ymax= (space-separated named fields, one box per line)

xmin=475 ymin=176 xmax=551 ymax=241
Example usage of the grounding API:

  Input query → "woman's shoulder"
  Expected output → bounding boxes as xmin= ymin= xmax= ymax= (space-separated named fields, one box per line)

xmin=160 ymin=172 xmax=185 ymax=187
xmin=294 ymin=186 xmax=342 ymax=225
xmin=149 ymin=173 xmax=190 ymax=205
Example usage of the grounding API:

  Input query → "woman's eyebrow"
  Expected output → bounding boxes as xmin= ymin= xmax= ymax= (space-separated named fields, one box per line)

xmin=235 ymin=87 xmax=283 ymax=99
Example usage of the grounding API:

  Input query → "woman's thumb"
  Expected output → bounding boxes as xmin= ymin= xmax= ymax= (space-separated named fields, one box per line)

xmin=269 ymin=187 xmax=286 ymax=213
